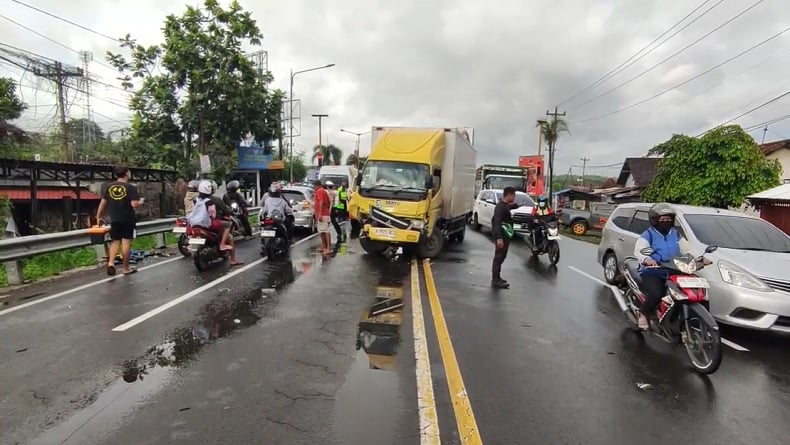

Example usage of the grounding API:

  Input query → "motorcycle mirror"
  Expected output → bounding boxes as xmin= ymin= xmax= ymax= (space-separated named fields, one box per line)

xmin=289 ymin=199 xmax=296 ymax=206
xmin=640 ymin=247 xmax=656 ymax=256
xmin=704 ymin=245 xmax=718 ymax=254
xmin=247 ymin=197 xmax=254 ymax=205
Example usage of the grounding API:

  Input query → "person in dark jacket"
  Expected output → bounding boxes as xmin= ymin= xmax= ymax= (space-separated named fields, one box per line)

xmin=491 ymin=186 xmax=517 ymax=288
xmin=222 ymin=180 xmax=253 ymax=237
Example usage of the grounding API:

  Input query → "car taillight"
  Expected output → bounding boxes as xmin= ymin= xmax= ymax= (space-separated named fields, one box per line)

xmin=263 ymin=218 xmax=274 ymax=225
xmin=302 ymin=200 xmax=311 ymax=209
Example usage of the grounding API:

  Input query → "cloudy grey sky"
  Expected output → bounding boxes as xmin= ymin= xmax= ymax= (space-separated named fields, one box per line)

xmin=2 ymin=0 xmax=790 ymax=178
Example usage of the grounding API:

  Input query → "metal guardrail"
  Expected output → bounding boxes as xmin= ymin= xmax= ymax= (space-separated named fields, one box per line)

xmin=0 ymin=206 xmax=261 ymax=264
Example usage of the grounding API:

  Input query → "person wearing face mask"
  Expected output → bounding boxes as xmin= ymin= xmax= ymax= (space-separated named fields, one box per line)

xmin=633 ymin=203 xmax=685 ymax=330
xmin=529 ymin=195 xmax=557 ymax=250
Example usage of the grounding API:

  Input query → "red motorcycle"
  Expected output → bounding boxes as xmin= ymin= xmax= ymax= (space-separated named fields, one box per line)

xmin=616 ymin=245 xmax=722 ymax=374
xmin=187 ymin=222 xmax=231 ymax=271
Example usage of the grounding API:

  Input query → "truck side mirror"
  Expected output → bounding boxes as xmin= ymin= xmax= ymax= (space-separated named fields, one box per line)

xmin=424 ymin=176 xmax=434 ymax=189
xmin=355 ymin=173 xmax=362 ymax=186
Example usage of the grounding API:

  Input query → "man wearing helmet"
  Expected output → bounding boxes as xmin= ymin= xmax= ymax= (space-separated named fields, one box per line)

xmin=633 ymin=203 xmax=698 ymax=330
xmin=262 ymin=183 xmax=294 ymax=244
xmin=530 ymin=195 xmax=557 ymax=250
xmin=185 ymin=179 xmax=201 ymax=214
xmin=223 ymin=179 xmax=253 ymax=237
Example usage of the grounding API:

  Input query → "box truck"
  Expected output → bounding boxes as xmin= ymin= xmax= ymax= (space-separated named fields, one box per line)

xmin=350 ymin=127 xmax=476 ymax=258
xmin=474 ymin=164 xmax=528 ymax=197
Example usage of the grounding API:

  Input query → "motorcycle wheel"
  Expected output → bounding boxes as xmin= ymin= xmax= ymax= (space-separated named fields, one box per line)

xmin=193 ymin=246 xmax=210 ymax=271
xmin=682 ymin=315 xmax=722 ymax=374
xmin=178 ymin=234 xmax=191 ymax=257
xmin=623 ymin=290 xmax=642 ymax=332
xmin=548 ymin=241 xmax=560 ymax=265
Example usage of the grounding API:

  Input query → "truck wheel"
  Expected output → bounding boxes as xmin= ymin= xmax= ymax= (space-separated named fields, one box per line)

xmin=571 ymin=220 xmax=588 ymax=236
xmin=417 ymin=229 xmax=444 ymax=258
xmin=359 ymin=236 xmax=388 ymax=255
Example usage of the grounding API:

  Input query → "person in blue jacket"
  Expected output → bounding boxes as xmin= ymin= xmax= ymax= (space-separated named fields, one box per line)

xmin=633 ymin=203 xmax=683 ymax=330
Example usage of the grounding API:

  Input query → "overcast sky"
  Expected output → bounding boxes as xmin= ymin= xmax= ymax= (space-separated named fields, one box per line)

xmin=2 ymin=0 xmax=790 ymax=178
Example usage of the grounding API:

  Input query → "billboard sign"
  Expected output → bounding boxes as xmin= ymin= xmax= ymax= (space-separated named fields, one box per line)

xmin=519 ymin=155 xmax=545 ymax=196
xmin=236 ymin=136 xmax=276 ymax=170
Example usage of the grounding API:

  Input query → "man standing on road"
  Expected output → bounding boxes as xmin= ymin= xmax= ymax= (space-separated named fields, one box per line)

xmin=313 ymin=180 xmax=332 ymax=255
xmin=491 ymin=186 xmax=517 ymax=289
xmin=334 ymin=180 xmax=349 ymax=242
xmin=96 ymin=166 xmax=144 ymax=276
xmin=326 ymin=181 xmax=343 ymax=243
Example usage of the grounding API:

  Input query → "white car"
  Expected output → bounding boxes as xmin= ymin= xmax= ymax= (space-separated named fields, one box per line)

xmin=471 ymin=189 xmax=535 ymax=232
xmin=282 ymin=186 xmax=317 ymax=233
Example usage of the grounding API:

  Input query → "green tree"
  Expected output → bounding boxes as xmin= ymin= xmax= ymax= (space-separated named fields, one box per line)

xmin=643 ymin=125 xmax=781 ymax=208
xmin=537 ymin=117 xmax=570 ymax=196
xmin=345 ymin=153 xmax=367 ymax=167
xmin=284 ymin=150 xmax=307 ymax=181
xmin=106 ymin=0 xmax=280 ymax=174
xmin=312 ymin=144 xmax=343 ymax=165
xmin=0 ymin=77 xmax=26 ymax=121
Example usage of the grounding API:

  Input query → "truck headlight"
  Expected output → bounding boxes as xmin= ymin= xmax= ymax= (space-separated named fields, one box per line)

xmin=410 ymin=220 xmax=425 ymax=229
xmin=718 ymin=260 xmax=771 ymax=291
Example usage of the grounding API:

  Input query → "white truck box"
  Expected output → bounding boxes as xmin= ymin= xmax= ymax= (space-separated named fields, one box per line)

xmin=440 ymin=129 xmax=477 ymax=220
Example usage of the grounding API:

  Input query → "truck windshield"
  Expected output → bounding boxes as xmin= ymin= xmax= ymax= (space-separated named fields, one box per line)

xmin=319 ymin=175 xmax=347 ymax=186
xmin=488 ymin=176 xmax=525 ymax=191
xmin=359 ymin=161 xmax=430 ymax=200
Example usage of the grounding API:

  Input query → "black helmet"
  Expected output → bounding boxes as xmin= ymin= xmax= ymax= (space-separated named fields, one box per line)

xmin=227 ymin=180 xmax=241 ymax=193
xmin=648 ymin=203 xmax=676 ymax=228
xmin=537 ymin=195 xmax=548 ymax=207
xmin=187 ymin=180 xmax=200 ymax=192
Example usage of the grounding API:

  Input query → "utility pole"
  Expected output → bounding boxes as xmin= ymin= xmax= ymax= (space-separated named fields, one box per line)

xmin=312 ymin=114 xmax=328 ymax=166
xmin=54 ymin=62 xmax=68 ymax=161
xmin=545 ymin=106 xmax=566 ymax=207
xmin=580 ymin=156 xmax=590 ymax=188
xmin=341 ymin=128 xmax=371 ymax=170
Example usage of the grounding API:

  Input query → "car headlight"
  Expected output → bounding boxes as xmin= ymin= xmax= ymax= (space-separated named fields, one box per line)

xmin=410 ymin=220 xmax=425 ymax=229
xmin=718 ymin=260 xmax=771 ymax=291
xmin=673 ymin=258 xmax=697 ymax=274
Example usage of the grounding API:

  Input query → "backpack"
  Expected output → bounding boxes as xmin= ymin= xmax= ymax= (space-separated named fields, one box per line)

xmin=188 ymin=196 xmax=212 ymax=228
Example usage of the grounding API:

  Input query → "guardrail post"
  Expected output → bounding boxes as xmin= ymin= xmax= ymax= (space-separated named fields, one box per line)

xmin=93 ymin=244 xmax=107 ymax=264
xmin=4 ymin=260 xmax=25 ymax=286
xmin=154 ymin=232 xmax=166 ymax=248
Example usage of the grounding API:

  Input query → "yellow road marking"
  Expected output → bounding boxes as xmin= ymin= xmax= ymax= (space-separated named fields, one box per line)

xmin=422 ymin=259 xmax=483 ymax=444
xmin=411 ymin=259 xmax=441 ymax=444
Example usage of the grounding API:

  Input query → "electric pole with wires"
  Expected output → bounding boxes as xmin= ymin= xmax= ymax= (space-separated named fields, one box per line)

xmin=545 ymin=106 xmax=566 ymax=207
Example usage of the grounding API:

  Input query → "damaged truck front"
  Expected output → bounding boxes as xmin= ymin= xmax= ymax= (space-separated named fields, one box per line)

xmin=350 ymin=127 xmax=477 ymax=259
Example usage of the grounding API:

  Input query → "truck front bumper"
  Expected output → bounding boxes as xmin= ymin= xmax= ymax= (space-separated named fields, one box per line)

xmin=363 ymin=224 xmax=422 ymax=244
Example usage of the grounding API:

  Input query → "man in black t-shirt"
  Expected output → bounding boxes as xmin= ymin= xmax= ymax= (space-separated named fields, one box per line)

xmin=96 ymin=166 xmax=144 ymax=276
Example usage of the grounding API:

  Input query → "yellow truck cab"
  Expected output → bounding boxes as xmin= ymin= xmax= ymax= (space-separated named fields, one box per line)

xmin=350 ymin=127 xmax=476 ymax=258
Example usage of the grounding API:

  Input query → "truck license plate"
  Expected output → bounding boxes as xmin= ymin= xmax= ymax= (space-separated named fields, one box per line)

xmin=188 ymin=237 xmax=206 ymax=245
xmin=373 ymin=228 xmax=396 ymax=238
xmin=260 ymin=230 xmax=277 ymax=237
xmin=676 ymin=277 xmax=709 ymax=288
xmin=172 ymin=226 xmax=186 ymax=233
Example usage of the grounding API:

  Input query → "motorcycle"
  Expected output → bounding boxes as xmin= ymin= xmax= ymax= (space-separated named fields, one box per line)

xmin=187 ymin=225 xmax=231 ymax=271
xmin=260 ymin=211 xmax=290 ymax=259
xmin=228 ymin=203 xmax=246 ymax=238
xmin=172 ymin=217 xmax=191 ymax=257
xmin=616 ymin=245 xmax=722 ymax=374
xmin=526 ymin=218 xmax=561 ymax=265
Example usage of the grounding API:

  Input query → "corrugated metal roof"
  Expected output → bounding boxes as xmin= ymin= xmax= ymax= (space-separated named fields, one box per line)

xmin=0 ymin=187 xmax=101 ymax=200
xmin=747 ymin=184 xmax=790 ymax=201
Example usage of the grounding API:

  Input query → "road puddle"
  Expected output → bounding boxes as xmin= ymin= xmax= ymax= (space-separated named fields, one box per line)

xmin=30 ymin=259 xmax=314 ymax=445
xmin=334 ymin=283 xmax=405 ymax=443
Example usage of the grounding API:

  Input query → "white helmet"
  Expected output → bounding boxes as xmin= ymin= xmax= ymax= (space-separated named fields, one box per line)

xmin=325 ymin=180 xmax=334 ymax=187
xmin=198 ymin=180 xmax=213 ymax=195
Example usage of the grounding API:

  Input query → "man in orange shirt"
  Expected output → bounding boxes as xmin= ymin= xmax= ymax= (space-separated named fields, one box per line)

xmin=313 ymin=180 xmax=332 ymax=254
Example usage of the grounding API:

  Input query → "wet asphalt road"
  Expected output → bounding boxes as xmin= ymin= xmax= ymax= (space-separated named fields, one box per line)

xmin=1 ymin=226 xmax=789 ymax=444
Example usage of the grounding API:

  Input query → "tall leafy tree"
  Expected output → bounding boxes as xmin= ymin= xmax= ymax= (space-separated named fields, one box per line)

xmin=0 ymin=77 xmax=26 ymax=121
xmin=312 ymin=144 xmax=343 ymax=166
xmin=537 ymin=117 xmax=570 ymax=196
xmin=643 ymin=125 xmax=781 ymax=208
xmin=106 ymin=0 xmax=281 ymax=174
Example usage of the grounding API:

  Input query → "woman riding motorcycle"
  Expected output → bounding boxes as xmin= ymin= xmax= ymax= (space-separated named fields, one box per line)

xmin=262 ymin=183 xmax=295 ymax=244
xmin=185 ymin=179 xmax=200 ymax=214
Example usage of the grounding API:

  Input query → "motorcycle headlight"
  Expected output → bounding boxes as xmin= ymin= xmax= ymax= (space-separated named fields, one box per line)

xmin=673 ymin=258 xmax=697 ymax=274
xmin=410 ymin=220 xmax=425 ymax=229
xmin=718 ymin=260 xmax=771 ymax=291
xmin=548 ymin=227 xmax=558 ymax=235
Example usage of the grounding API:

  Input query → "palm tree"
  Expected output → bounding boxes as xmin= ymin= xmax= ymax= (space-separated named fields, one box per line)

xmin=311 ymin=144 xmax=343 ymax=165
xmin=536 ymin=117 xmax=570 ymax=199
xmin=346 ymin=153 xmax=368 ymax=167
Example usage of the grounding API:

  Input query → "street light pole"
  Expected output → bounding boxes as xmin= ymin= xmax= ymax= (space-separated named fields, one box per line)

xmin=288 ymin=63 xmax=335 ymax=182
xmin=340 ymin=128 xmax=371 ymax=170
xmin=312 ymin=114 xmax=328 ymax=166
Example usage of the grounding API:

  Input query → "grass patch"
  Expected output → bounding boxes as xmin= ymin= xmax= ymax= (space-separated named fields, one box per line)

xmin=562 ymin=228 xmax=602 ymax=245
xmin=0 ymin=233 xmax=178 ymax=288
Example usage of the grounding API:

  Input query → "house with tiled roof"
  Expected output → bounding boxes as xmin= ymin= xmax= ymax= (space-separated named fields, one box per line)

xmin=759 ymin=139 xmax=790 ymax=182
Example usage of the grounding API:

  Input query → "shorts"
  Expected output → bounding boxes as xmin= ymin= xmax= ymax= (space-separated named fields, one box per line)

xmin=210 ymin=219 xmax=231 ymax=231
xmin=317 ymin=216 xmax=331 ymax=233
xmin=109 ymin=221 xmax=136 ymax=240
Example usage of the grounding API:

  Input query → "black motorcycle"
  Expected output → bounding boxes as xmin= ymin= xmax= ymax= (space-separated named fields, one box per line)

xmin=260 ymin=212 xmax=290 ymax=259
xmin=525 ymin=218 xmax=560 ymax=265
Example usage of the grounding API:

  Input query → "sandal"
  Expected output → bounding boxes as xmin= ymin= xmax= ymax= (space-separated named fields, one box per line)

xmin=123 ymin=268 xmax=138 ymax=275
xmin=107 ymin=265 xmax=116 ymax=276
xmin=230 ymin=261 xmax=244 ymax=267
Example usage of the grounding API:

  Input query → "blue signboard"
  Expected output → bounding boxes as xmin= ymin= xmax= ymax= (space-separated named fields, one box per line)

xmin=237 ymin=137 xmax=275 ymax=170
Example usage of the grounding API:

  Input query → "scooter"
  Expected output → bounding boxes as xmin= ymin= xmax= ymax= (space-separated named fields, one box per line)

xmin=260 ymin=212 xmax=290 ymax=259
xmin=187 ymin=225 xmax=231 ymax=271
xmin=616 ymin=245 xmax=722 ymax=374
xmin=525 ymin=218 xmax=561 ymax=265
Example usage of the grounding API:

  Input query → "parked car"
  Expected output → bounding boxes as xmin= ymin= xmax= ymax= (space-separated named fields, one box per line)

xmin=559 ymin=202 xmax=616 ymax=235
xmin=597 ymin=203 xmax=790 ymax=332
xmin=281 ymin=186 xmax=317 ymax=233
xmin=471 ymin=189 xmax=535 ymax=232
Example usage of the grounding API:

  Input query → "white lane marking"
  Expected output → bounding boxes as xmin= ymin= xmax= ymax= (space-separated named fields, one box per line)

xmin=0 ymin=256 xmax=183 ymax=317
xmin=721 ymin=338 xmax=749 ymax=352
xmin=111 ymin=233 xmax=319 ymax=332
xmin=568 ymin=266 xmax=751 ymax=352
xmin=410 ymin=259 xmax=441 ymax=444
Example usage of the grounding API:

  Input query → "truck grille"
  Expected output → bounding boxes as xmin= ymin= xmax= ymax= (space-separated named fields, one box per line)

xmin=512 ymin=213 xmax=533 ymax=224
xmin=759 ymin=277 xmax=790 ymax=293
xmin=370 ymin=206 xmax=410 ymax=230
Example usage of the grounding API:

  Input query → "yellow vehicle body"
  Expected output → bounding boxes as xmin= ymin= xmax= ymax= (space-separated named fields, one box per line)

xmin=350 ymin=126 xmax=476 ymax=258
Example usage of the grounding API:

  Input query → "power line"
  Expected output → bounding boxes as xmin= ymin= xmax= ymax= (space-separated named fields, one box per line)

xmin=699 ymin=89 xmax=790 ymax=135
xmin=10 ymin=0 xmax=119 ymax=42
xmin=575 ymin=0 xmax=766 ymax=109
xmin=574 ymin=26 xmax=790 ymax=124
xmin=743 ymin=113 xmax=790 ymax=132
xmin=559 ymin=0 xmax=721 ymax=107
